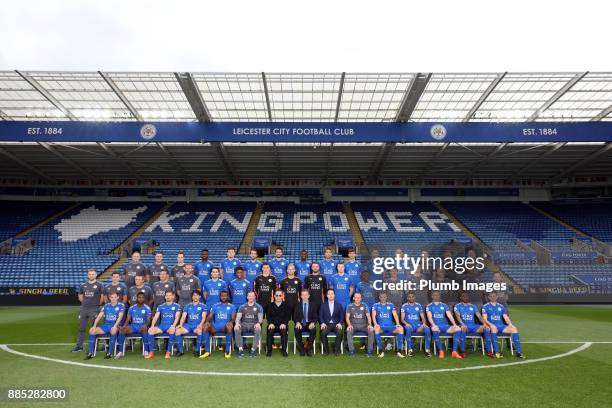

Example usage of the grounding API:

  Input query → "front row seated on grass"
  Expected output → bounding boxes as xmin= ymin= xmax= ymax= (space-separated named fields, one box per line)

xmin=82 ymin=289 xmax=524 ymax=360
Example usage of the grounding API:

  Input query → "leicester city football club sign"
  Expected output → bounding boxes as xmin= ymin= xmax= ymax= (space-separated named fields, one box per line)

xmin=5 ymin=121 xmax=612 ymax=143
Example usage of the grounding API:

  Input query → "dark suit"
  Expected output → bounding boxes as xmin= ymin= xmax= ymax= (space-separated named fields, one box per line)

xmin=319 ymin=300 xmax=344 ymax=354
xmin=294 ymin=300 xmax=318 ymax=354
xmin=266 ymin=301 xmax=290 ymax=354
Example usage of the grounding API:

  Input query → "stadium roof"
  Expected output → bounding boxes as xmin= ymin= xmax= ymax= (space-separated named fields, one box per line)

xmin=1 ymin=71 xmax=611 ymax=122
xmin=0 ymin=71 xmax=611 ymax=185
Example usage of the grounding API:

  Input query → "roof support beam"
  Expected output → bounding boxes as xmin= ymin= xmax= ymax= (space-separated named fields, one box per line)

xmin=394 ymin=73 xmax=431 ymax=122
xmin=97 ymin=142 xmax=144 ymax=182
xmin=334 ymin=72 xmax=346 ymax=122
xmin=463 ymin=72 xmax=506 ymax=121
xmin=416 ymin=142 xmax=450 ymax=179
xmin=509 ymin=142 xmax=565 ymax=180
xmin=463 ymin=143 xmax=507 ymax=181
xmin=367 ymin=73 xmax=431 ymax=182
xmin=175 ymin=72 xmax=236 ymax=182
xmin=528 ymin=72 xmax=588 ymax=121
xmin=324 ymin=143 xmax=335 ymax=184
xmin=156 ymin=143 xmax=190 ymax=181
xmin=38 ymin=142 xmax=96 ymax=181
xmin=261 ymin=72 xmax=273 ymax=121
xmin=212 ymin=143 xmax=236 ymax=183
xmin=0 ymin=145 xmax=54 ymax=183
xmin=99 ymin=71 xmax=142 ymax=120
xmin=175 ymin=72 xmax=211 ymax=121
xmin=271 ymin=142 xmax=281 ymax=182
xmin=261 ymin=72 xmax=279 ymax=180
xmin=325 ymin=73 xmax=345 ymax=183
xmin=368 ymin=143 xmax=394 ymax=182
xmin=592 ymin=104 xmax=612 ymax=121
xmin=551 ymin=142 xmax=612 ymax=182
xmin=16 ymin=70 xmax=77 ymax=120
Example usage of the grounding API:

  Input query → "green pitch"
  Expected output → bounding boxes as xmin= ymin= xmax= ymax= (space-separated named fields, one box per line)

xmin=1 ymin=305 xmax=611 ymax=408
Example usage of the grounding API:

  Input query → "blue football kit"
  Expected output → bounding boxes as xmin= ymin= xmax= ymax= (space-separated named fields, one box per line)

xmin=372 ymin=302 xmax=403 ymax=351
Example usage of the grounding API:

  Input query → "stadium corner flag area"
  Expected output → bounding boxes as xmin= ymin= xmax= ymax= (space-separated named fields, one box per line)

xmin=1 ymin=3 xmax=612 ymax=407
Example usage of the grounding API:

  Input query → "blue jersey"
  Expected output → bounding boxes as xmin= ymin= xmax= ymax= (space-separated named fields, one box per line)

xmin=203 ymin=279 xmax=228 ymax=306
xmin=319 ymin=259 xmax=337 ymax=278
xmin=194 ymin=260 xmax=214 ymax=282
xmin=243 ymin=259 xmax=263 ymax=283
xmin=183 ymin=302 xmax=208 ymax=324
xmin=103 ymin=302 xmax=125 ymax=323
xmin=355 ymin=281 xmax=375 ymax=308
xmin=230 ymin=278 xmax=252 ymax=306
xmin=454 ymin=303 xmax=479 ymax=325
xmin=268 ymin=258 xmax=289 ymax=281
xmin=329 ymin=274 xmax=353 ymax=304
xmin=157 ymin=302 xmax=180 ymax=326
xmin=294 ymin=260 xmax=311 ymax=281
xmin=345 ymin=260 xmax=363 ymax=286
xmin=220 ymin=258 xmax=241 ymax=283
xmin=211 ymin=303 xmax=236 ymax=325
xmin=426 ymin=302 xmax=450 ymax=326
xmin=482 ymin=303 xmax=507 ymax=327
xmin=372 ymin=302 xmax=396 ymax=327
xmin=128 ymin=304 xmax=151 ymax=325
xmin=401 ymin=302 xmax=423 ymax=327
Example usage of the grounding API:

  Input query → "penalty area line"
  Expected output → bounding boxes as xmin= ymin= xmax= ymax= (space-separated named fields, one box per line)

xmin=0 ymin=342 xmax=593 ymax=377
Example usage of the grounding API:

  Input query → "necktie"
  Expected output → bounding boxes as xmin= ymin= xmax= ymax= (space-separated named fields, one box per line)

xmin=303 ymin=303 xmax=307 ymax=325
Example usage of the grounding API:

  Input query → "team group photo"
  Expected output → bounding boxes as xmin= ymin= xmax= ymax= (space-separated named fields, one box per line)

xmin=76 ymin=246 xmax=525 ymax=362
xmin=1 ymin=1 xmax=611 ymax=406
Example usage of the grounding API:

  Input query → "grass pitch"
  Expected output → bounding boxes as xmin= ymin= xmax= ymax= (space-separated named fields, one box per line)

xmin=0 ymin=305 xmax=611 ymax=408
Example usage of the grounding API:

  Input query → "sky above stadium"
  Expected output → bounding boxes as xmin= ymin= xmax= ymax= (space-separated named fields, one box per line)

xmin=1 ymin=0 xmax=610 ymax=72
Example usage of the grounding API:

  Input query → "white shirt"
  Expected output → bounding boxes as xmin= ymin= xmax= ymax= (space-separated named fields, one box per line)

xmin=328 ymin=301 xmax=335 ymax=321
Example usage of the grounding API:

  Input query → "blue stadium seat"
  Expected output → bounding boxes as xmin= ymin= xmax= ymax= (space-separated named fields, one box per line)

xmin=0 ymin=201 xmax=68 ymax=241
xmin=443 ymin=202 xmax=611 ymax=290
xmin=536 ymin=202 xmax=612 ymax=244
xmin=257 ymin=202 xmax=347 ymax=260
xmin=129 ymin=202 xmax=255 ymax=268
xmin=0 ymin=202 xmax=161 ymax=288
xmin=352 ymin=202 xmax=468 ymax=256
xmin=443 ymin=202 xmax=576 ymax=251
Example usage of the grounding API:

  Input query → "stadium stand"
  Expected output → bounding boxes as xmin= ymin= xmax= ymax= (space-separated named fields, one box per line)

xmin=0 ymin=199 xmax=609 ymax=293
xmin=139 ymin=202 xmax=255 ymax=265
xmin=351 ymin=202 xmax=468 ymax=256
xmin=0 ymin=202 xmax=161 ymax=288
xmin=0 ymin=201 xmax=69 ymax=241
xmin=442 ymin=202 xmax=577 ymax=251
xmin=257 ymin=202 xmax=348 ymax=260
xmin=502 ymin=265 xmax=612 ymax=288
xmin=535 ymin=202 xmax=612 ymax=244
xmin=442 ymin=202 xmax=612 ymax=290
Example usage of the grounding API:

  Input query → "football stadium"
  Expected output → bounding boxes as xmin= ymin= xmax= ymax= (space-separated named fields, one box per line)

xmin=0 ymin=69 xmax=612 ymax=408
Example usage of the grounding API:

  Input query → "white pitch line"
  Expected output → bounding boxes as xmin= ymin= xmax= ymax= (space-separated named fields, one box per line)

xmin=522 ymin=341 xmax=612 ymax=344
xmin=5 ymin=343 xmax=73 ymax=346
xmin=0 ymin=342 xmax=592 ymax=377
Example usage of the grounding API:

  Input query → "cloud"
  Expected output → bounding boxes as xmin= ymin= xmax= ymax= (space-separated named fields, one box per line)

xmin=0 ymin=0 xmax=610 ymax=71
